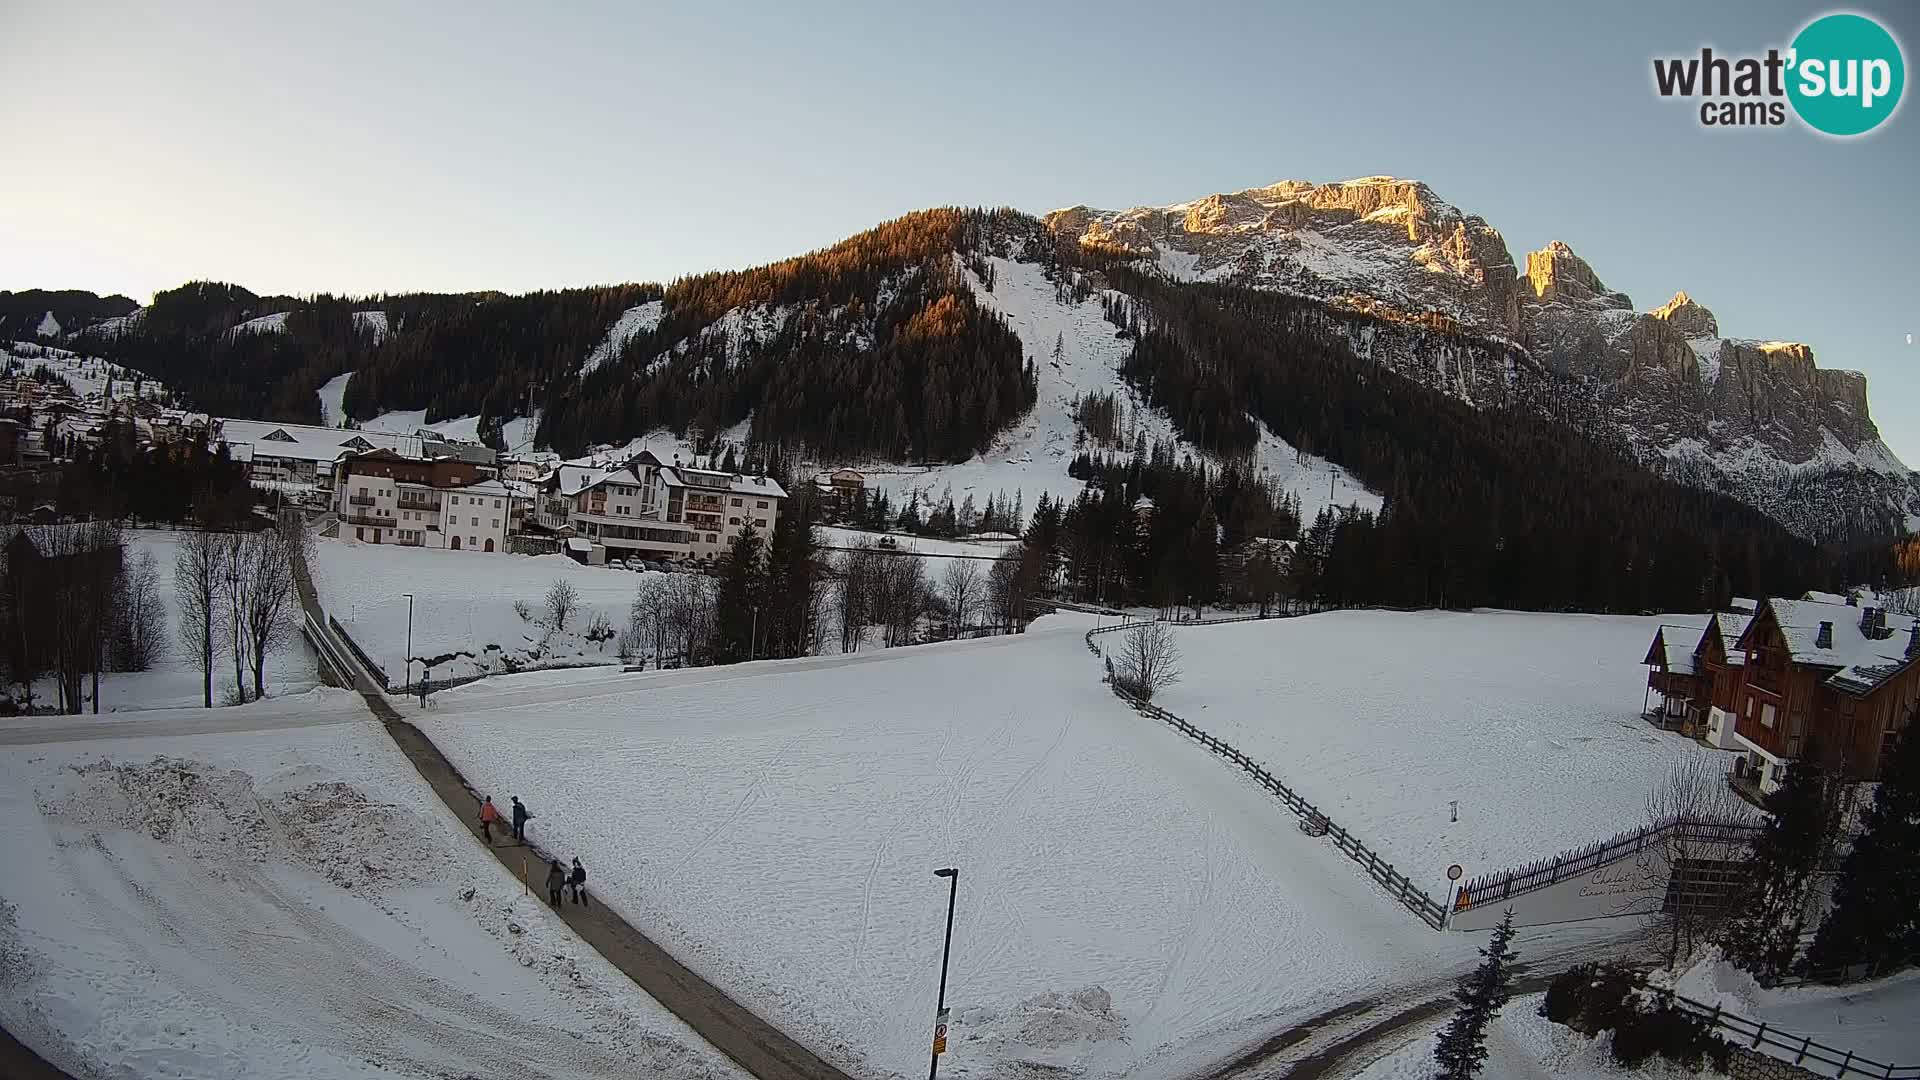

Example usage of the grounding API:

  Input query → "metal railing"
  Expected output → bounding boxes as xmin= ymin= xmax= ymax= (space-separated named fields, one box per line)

xmin=348 ymin=493 xmax=376 ymax=506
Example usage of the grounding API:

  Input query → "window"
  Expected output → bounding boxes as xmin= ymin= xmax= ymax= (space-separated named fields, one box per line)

xmin=493 ymin=499 xmax=501 ymax=508
xmin=755 ymin=519 xmax=766 ymax=529
xmin=471 ymin=516 xmax=480 ymax=527
xmin=706 ymin=533 xmax=717 ymax=544
xmin=358 ymin=486 xmax=367 ymax=496
xmin=731 ymin=497 xmax=742 ymax=507
xmin=469 ymin=536 xmax=477 ymax=547
xmin=491 ymin=519 xmax=499 ymax=528
xmin=729 ymin=517 xmax=740 ymax=526
xmin=756 ymin=500 xmax=768 ymax=509
xmin=1761 ymin=703 xmax=1777 ymax=729
xmin=451 ymin=496 xmax=459 ymax=504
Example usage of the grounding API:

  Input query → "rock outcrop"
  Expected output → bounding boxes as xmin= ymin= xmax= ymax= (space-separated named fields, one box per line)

xmin=1049 ymin=178 xmax=1918 ymax=541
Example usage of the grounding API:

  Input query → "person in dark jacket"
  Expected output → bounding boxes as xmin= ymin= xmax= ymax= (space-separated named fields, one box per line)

xmin=545 ymin=859 xmax=565 ymax=909
xmin=510 ymin=796 xmax=530 ymax=843
xmin=568 ymin=857 xmax=589 ymax=907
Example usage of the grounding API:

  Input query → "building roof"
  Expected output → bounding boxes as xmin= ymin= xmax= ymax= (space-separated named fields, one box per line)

xmin=1646 ymin=625 xmax=1698 ymax=675
xmin=1711 ymin=611 xmax=1753 ymax=667
xmin=217 ymin=418 xmax=424 ymax=464
xmin=1746 ymin=597 xmax=1919 ymax=698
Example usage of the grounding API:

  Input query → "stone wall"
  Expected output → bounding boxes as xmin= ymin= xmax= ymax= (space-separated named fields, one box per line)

xmin=1728 ymin=1045 xmax=1824 ymax=1080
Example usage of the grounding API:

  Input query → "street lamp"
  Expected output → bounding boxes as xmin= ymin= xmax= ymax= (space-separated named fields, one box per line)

xmin=929 ymin=867 xmax=959 ymax=1080
xmin=401 ymin=592 xmax=414 ymax=689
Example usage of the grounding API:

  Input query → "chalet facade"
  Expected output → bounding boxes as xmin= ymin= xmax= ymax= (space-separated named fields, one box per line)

xmin=1727 ymin=596 xmax=1920 ymax=798
xmin=333 ymin=448 xmax=513 ymax=553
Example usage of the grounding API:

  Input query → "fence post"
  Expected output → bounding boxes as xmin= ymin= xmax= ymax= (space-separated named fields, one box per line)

xmin=1752 ymin=1022 xmax=1766 ymax=1049
xmin=1793 ymin=1036 xmax=1810 ymax=1065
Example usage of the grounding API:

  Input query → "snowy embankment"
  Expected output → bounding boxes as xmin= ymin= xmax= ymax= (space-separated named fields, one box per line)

xmin=1666 ymin=951 xmax=1920 ymax=1068
xmin=309 ymin=539 xmax=666 ymax=684
xmin=417 ymin=615 xmax=1472 ymax=1080
xmin=0 ymin=699 xmax=744 ymax=1080
xmin=1349 ymin=993 xmax=1655 ymax=1080
xmin=1153 ymin=610 xmax=1724 ymax=882
xmin=31 ymin=530 xmax=319 ymax=712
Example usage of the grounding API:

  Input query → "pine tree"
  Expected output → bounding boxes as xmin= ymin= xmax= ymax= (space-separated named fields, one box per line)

xmin=1723 ymin=750 xmax=1847 ymax=982
xmin=1805 ymin=718 xmax=1920 ymax=978
xmin=1433 ymin=911 xmax=1519 ymax=1080
xmin=764 ymin=496 xmax=819 ymax=660
xmin=1185 ymin=499 xmax=1219 ymax=618
xmin=713 ymin=525 xmax=768 ymax=663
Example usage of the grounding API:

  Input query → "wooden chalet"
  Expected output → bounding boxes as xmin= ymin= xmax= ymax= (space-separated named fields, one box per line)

xmin=1726 ymin=596 xmax=1920 ymax=800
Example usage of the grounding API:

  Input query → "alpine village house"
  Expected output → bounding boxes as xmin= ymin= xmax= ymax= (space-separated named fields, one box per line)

xmin=1644 ymin=593 xmax=1920 ymax=800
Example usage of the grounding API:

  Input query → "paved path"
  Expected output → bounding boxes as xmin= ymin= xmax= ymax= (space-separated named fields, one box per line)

xmin=293 ymin=550 xmax=855 ymax=1080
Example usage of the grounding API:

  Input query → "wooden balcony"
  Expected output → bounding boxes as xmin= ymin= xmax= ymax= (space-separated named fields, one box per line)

xmin=348 ymin=493 xmax=377 ymax=507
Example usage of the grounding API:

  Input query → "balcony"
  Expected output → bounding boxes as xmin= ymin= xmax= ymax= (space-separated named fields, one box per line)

xmin=344 ymin=513 xmax=390 ymax=527
xmin=349 ymin=494 xmax=377 ymax=507
xmin=397 ymin=498 xmax=442 ymax=512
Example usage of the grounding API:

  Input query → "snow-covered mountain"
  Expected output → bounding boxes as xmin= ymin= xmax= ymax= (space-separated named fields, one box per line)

xmin=1048 ymin=177 xmax=1918 ymax=541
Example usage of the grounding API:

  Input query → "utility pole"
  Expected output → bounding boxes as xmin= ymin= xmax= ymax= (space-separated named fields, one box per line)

xmin=929 ymin=867 xmax=959 ymax=1080
xmin=401 ymin=592 xmax=415 ymax=690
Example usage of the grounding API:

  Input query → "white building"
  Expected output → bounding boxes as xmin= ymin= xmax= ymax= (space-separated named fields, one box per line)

xmin=545 ymin=450 xmax=787 ymax=564
xmin=334 ymin=449 xmax=512 ymax=553
xmin=215 ymin=418 xmax=495 ymax=495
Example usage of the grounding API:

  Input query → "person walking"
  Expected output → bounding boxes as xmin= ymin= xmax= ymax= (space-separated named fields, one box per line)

xmin=545 ymin=859 xmax=565 ymax=909
xmin=568 ymin=857 xmax=589 ymax=908
xmin=510 ymin=796 xmax=531 ymax=844
xmin=478 ymin=796 xmax=501 ymax=845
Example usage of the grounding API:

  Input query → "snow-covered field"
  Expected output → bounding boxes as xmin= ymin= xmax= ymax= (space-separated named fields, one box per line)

xmin=310 ymin=538 xmax=663 ymax=683
xmin=31 ymin=530 xmax=319 ymax=712
xmin=0 ymin=695 xmax=745 ymax=1080
xmin=416 ymin=615 xmax=1475 ymax=1080
xmin=1153 ymin=611 xmax=1725 ymax=881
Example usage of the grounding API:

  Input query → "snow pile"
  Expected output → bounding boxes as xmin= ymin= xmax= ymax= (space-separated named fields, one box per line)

xmin=1155 ymin=610 xmax=1724 ymax=878
xmin=419 ymin=619 xmax=1466 ymax=1080
xmin=0 ymin=711 xmax=747 ymax=1080
xmin=580 ymin=300 xmax=665 ymax=376
xmin=310 ymin=539 xmax=664 ymax=682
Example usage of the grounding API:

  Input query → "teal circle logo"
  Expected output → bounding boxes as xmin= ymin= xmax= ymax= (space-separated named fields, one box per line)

xmin=1788 ymin=13 xmax=1905 ymax=136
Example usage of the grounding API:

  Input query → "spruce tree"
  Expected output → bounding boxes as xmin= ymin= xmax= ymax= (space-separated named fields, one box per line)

xmin=764 ymin=497 xmax=819 ymax=660
xmin=713 ymin=525 xmax=767 ymax=663
xmin=1805 ymin=719 xmax=1920 ymax=978
xmin=1723 ymin=750 xmax=1846 ymax=982
xmin=1433 ymin=911 xmax=1519 ymax=1080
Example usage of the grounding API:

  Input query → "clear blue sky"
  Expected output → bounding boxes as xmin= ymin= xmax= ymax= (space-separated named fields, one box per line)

xmin=3 ymin=0 xmax=1915 ymax=462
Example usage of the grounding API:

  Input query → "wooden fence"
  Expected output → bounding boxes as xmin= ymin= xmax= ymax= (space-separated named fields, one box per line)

xmin=1658 ymin=987 xmax=1919 ymax=1079
xmin=1085 ymin=618 xmax=1449 ymax=929
xmin=1456 ymin=815 xmax=1764 ymax=912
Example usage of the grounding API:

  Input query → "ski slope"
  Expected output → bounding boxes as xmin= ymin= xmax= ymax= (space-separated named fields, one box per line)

xmin=1154 ymin=610 xmax=1729 ymax=881
xmin=0 ymin=697 xmax=745 ymax=1080
xmin=417 ymin=615 xmax=1473 ymax=1080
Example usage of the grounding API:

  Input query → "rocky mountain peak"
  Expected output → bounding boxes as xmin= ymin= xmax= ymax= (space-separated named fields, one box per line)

xmin=1650 ymin=291 xmax=1718 ymax=338
xmin=1522 ymin=241 xmax=1622 ymax=307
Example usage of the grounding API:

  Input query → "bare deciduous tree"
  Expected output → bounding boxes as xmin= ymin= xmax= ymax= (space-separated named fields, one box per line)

xmin=1115 ymin=621 xmax=1182 ymax=701
xmin=237 ymin=525 xmax=298 ymax=702
xmin=174 ymin=528 xmax=228 ymax=709
xmin=943 ymin=559 xmax=981 ymax=638
xmin=837 ymin=544 xmax=880 ymax=654
xmin=114 ymin=548 xmax=168 ymax=672
xmin=546 ymin=578 xmax=580 ymax=630
xmin=1641 ymin=753 xmax=1755 ymax=969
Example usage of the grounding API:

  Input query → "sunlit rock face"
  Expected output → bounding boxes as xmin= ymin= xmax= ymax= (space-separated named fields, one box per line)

xmin=1049 ymin=178 xmax=1918 ymax=542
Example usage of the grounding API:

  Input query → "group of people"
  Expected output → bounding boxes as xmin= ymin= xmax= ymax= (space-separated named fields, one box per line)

xmin=476 ymin=794 xmax=590 ymax=909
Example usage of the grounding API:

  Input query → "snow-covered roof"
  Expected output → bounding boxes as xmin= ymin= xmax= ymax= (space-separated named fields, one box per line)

xmin=1801 ymin=590 xmax=1849 ymax=606
xmin=217 ymin=418 xmax=422 ymax=464
xmin=1712 ymin=611 xmax=1753 ymax=667
xmin=452 ymin=478 xmax=512 ymax=498
xmin=1749 ymin=598 xmax=1918 ymax=697
xmin=1647 ymin=625 xmax=1698 ymax=675
xmin=551 ymin=464 xmax=610 ymax=496
xmin=1728 ymin=597 xmax=1758 ymax=614
xmin=566 ymin=537 xmax=593 ymax=553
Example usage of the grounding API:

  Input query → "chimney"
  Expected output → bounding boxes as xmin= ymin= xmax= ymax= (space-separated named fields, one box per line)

xmin=1815 ymin=621 xmax=1834 ymax=650
xmin=1861 ymin=606 xmax=1887 ymax=640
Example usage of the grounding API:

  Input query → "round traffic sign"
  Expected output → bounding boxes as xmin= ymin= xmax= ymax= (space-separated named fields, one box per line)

xmin=1446 ymin=864 xmax=1464 ymax=881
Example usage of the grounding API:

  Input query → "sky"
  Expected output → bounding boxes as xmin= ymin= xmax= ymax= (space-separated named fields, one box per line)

xmin=2 ymin=0 xmax=1916 ymax=462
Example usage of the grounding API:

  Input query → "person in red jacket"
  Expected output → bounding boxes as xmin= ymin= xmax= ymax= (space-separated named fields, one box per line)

xmin=478 ymin=795 xmax=501 ymax=844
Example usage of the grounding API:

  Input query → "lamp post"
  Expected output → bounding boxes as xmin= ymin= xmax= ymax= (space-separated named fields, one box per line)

xmin=401 ymin=592 xmax=414 ymax=689
xmin=929 ymin=867 xmax=959 ymax=1080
